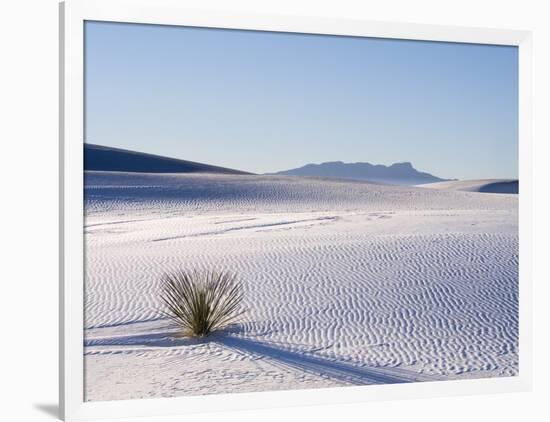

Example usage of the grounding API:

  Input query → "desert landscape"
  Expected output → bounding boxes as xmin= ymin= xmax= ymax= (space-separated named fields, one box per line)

xmin=83 ymin=145 xmax=518 ymax=401
xmin=82 ymin=21 xmax=519 ymax=402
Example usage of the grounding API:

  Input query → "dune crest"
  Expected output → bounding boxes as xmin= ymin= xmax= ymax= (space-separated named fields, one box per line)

xmin=418 ymin=179 xmax=518 ymax=194
xmin=84 ymin=143 xmax=251 ymax=175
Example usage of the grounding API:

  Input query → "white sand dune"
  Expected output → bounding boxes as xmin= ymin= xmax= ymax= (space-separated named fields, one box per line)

xmin=417 ymin=179 xmax=518 ymax=194
xmin=84 ymin=171 xmax=518 ymax=401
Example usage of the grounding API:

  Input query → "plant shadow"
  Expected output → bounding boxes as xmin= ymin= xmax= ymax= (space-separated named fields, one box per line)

xmin=213 ymin=334 xmax=436 ymax=385
xmin=85 ymin=322 xmax=438 ymax=386
xmin=85 ymin=330 xmax=206 ymax=348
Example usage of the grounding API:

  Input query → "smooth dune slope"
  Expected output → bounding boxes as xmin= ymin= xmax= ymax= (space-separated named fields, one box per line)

xmin=84 ymin=171 xmax=518 ymax=401
xmin=84 ymin=143 xmax=251 ymax=175
xmin=418 ymin=179 xmax=518 ymax=194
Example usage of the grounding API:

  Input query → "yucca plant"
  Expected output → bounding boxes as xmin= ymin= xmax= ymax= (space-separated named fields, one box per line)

xmin=160 ymin=269 xmax=245 ymax=337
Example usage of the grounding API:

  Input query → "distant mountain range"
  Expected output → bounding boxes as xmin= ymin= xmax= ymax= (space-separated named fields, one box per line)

xmin=85 ymin=144 xmax=449 ymax=186
xmin=84 ymin=143 xmax=251 ymax=175
xmin=269 ymin=161 xmax=450 ymax=185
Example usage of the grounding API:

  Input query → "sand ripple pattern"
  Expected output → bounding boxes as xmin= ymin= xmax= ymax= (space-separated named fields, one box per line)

xmin=84 ymin=172 xmax=518 ymax=401
xmin=85 ymin=171 xmax=517 ymax=214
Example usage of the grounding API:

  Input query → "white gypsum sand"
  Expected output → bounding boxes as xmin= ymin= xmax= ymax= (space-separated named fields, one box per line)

xmin=83 ymin=171 xmax=518 ymax=401
xmin=417 ymin=179 xmax=518 ymax=193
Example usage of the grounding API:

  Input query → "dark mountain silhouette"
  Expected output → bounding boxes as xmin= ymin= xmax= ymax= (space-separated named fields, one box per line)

xmin=84 ymin=143 xmax=252 ymax=175
xmin=269 ymin=161 xmax=450 ymax=185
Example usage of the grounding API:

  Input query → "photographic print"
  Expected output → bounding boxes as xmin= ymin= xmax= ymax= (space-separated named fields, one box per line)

xmin=83 ymin=21 xmax=518 ymax=402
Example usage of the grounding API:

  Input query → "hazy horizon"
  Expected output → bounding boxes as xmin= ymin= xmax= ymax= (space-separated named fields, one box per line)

xmin=85 ymin=21 xmax=518 ymax=180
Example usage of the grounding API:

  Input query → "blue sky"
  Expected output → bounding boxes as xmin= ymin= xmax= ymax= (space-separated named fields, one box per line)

xmin=85 ymin=21 xmax=518 ymax=179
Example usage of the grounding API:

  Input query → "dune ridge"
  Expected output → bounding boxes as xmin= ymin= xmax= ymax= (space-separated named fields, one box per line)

xmin=84 ymin=143 xmax=251 ymax=175
xmin=418 ymin=179 xmax=518 ymax=194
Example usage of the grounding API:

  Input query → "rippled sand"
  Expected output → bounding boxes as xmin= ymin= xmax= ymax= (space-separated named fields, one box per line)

xmin=84 ymin=171 xmax=518 ymax=401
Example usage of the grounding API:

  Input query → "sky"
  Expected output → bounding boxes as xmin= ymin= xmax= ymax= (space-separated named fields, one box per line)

xmin=85 ymin=21 xmax=518 ymax=179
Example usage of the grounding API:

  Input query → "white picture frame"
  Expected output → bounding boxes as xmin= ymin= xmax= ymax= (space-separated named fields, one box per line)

xmin=60 ymin=0 xmax=533 ymax=420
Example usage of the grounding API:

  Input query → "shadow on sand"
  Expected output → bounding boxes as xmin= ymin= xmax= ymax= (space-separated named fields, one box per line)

xmin=214 ymin=334 xmax=436 ymax=385
xmin=85 ymin=331 xmax=203 ymax=348
xmin=85 ymin=327 xmax=438 ymax=386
